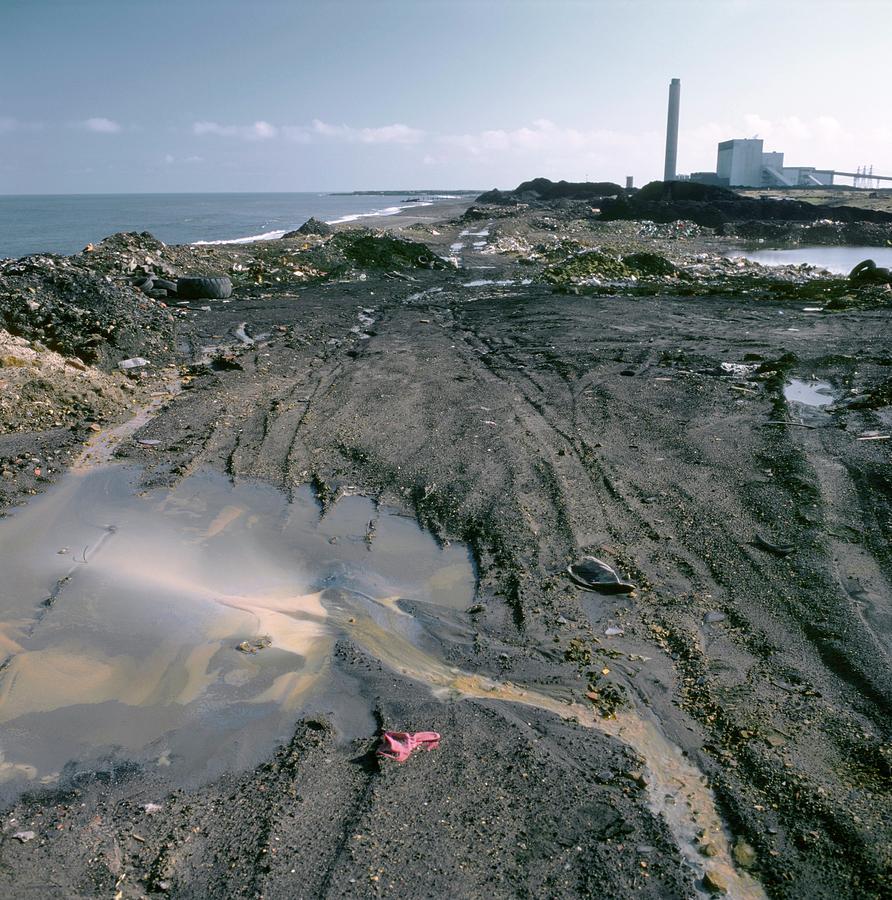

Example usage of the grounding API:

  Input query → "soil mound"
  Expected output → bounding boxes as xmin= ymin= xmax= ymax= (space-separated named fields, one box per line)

xmin=0 ymin=251 xmax=176 ymax=369
xmin=477 ymin=178 xmax=624 ymax=204
xmin=282 ymin=217 xmax=334 ymax=238
xmin=602 ymin=181 xmax=892 ymax=228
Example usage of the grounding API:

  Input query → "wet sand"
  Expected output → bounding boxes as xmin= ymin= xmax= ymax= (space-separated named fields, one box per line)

xmin=0 ymin=202 xmax=890 ymax=899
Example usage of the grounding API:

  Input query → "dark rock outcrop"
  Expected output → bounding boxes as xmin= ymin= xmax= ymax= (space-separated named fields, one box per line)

xmin=601 ymin=181 xmax=892 ymax=228
xmin=477 ymin=178 xmax=624 ymax=205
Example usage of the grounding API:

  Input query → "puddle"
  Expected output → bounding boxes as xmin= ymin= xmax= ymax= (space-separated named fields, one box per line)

xmin=463 ymin=279 xmax=515 ymax=288
xmin=0 ymin=462 xmax=765 ymax=895
xmin=0 ymin=466 xmax=476 ymax=796
xmin=728 ymin=245 xmax=892 ymax=275
xmin=784 ymin=378 xmax=835 ymax=407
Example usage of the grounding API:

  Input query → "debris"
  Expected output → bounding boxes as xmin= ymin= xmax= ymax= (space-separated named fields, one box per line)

xmin=754 ymin=534 xmax=796 ymax=556
xmin=142 ymin=803 xmax=163 ymax=814
xmin=12 ymin=830 xmax=36 ymax=842
xmin=604 ymin=626 xmax=625 ymax=637
xmin=567 ymin=556 xmax=636 ymax=594
xmin=176 ymin=275 xmax=233 ymax=300
xmin=119 ymin=357 xmax=149 ymax=370
xmin=856 ymin=433 xmax=890 ymax=441
xmin=236 ymin=636 xmax=272 ymax=654
xmin=377 ymin=731 xmax=440 ymax=763
xmin=703 ymin=611 xmax=726 ymax=624
xmin=136 ymin=439 xmax=162 ymax=447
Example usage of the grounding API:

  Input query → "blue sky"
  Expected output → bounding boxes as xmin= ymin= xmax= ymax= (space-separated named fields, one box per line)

xmin=2 ymin=0 xmax=890 ymax=193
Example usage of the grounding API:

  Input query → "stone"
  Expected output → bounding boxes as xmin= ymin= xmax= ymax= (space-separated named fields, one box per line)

xmin=733 ymin=840 xmax=757 ymax=868
xmin=703 ymin=869 xmax=728 ymax=894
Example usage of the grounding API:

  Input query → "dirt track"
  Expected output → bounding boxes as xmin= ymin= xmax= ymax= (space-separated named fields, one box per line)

xmin=1 ymin=206 xmax=890 ymax=899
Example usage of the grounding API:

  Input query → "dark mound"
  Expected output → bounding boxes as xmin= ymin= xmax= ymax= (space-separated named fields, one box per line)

xmin=477 ymin=178 xmax=624 ymax=204
xmin=294 ymin=229 xmax=448 ymax=275
xmin=0 ymin=254 xmax=175 ymax=368
xmin=635 ymin=181 xmax=741 ymax=203
xmin=282 ymin=217 xmax=334 ymax=239
xmin=601 ymin=180 xmax=892 ymax=228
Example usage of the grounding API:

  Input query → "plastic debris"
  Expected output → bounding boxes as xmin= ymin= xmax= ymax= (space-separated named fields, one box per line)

xmin=377 ymin=731 xmax=440 ymax=763
xmin=142 ymin=802 xmax=163 ymax=814
xmin=12 ymin=831 xmax=36 ymax=842
xmin=567 ymin=556 xmax=635 ymax=594
xmin=118 ymin=357 xmax=149 ymax=370
xmin=604 ymin=626 xmax=625 ymax=637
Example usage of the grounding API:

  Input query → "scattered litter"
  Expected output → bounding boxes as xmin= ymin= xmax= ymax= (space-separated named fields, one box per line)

xmin=233 ymin=323 xmax=253 ymax=345
xmin=142 ymin=803 xmax=163 ymax=815
xmin=567 ymin=556 xmax=635 ymax=594
xmin=604 ymin=626 xmax=625 ymax=637
xmin=136 ymin=439 xmax=162 ymax=447
xmin=754 ymin=534 xmax=796 ymax=556
xmin=856 ymin=433 xmax=890 ymax=441
xmin=703 ymin=611 xmax=726 ymax=624
xmin=236 ymin=636 xmax=272 ymax=654
xmin=720 ymin=362 xmax=758 ymax=377
xmin=377 ymin=730 xmax=440 ymax=763
xmin=118 ymin=357 xmax=149 ymax=370
xmin=12 ymin=831 xmax=36 ymax=843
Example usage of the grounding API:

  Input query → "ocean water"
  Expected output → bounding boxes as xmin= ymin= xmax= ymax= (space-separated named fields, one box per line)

xmin=0 ymin=192 xmax=463 ymax=260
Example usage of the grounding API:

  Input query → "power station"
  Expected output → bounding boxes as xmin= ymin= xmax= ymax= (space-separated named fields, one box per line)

xmin=660 ymin=78 xmax=891 ymax=188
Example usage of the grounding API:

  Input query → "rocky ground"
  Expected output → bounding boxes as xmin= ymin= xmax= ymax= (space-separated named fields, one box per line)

xmin=0 ymin=194 xmax=890 ymax=899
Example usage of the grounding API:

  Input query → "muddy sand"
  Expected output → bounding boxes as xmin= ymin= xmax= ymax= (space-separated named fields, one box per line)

xmin=0 ymin=196 xmax=890 ymax=899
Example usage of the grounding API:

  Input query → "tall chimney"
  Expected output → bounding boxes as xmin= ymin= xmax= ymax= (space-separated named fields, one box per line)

xmin=664 ymin=78 xmax=681 ymax=182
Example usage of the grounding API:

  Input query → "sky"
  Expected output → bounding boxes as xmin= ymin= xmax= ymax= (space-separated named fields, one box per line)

xmin=1 ymin=0 xmax=891 ymax=193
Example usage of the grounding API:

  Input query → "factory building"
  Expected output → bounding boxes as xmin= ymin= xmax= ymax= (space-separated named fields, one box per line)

xmin=695 ymin=138 xmax=835 ymax=188
xmin=661 ymin=78 xmax=853 ymax=189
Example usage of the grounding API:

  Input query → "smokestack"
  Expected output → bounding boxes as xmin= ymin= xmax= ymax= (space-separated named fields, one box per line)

xmin=664 ymin=78 xmax=681 ymax=181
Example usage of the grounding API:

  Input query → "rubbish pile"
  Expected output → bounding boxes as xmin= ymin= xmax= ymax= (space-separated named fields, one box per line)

xmin=0 ymin=252 xmax=176 ymax=368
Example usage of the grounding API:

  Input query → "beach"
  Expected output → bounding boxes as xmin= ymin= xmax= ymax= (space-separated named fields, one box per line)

xmin=0 ymin=189 xmax=890 ymax=898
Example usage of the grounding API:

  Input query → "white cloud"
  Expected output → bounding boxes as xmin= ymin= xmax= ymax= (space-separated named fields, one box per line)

xmin=440 ymin=119 xmax=655 ymax=159
xmin=193 ymin=120 xmax=278 ymax=140
xmin=195 ymin=118 xmax=423 ymax=145
xmin=309 ymin=120 xmax=424 ymax=144
xmin=83 ymin=117 xmax=122 ymax=134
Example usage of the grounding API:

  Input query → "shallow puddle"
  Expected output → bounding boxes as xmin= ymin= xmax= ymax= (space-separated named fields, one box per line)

xmin=0 ymin=466 xmax=476 ymax=794
xmin=784 ymin=378 xmax=835 ymax=407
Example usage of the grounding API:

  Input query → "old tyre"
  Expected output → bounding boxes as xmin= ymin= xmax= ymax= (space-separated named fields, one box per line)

xmin=849 ymin=259 xmax=876 ymax=282
xmin=176 ymin=275 xmax=233 ymax=299
xmin=153 ymin=278 xmax=178 ymax=293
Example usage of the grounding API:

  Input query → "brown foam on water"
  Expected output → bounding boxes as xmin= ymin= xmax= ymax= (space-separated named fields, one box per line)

xmin=0 ymin=464 xmax=762 ymax=896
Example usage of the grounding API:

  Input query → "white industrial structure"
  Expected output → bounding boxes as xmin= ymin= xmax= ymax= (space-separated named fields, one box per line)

xmin=715 ymin=139 xmax=834 ymax=187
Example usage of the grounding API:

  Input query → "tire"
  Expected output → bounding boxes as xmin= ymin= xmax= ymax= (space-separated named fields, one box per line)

xmin=153 ymin=278 xmax=178 ymax=293
xmin=849 ymin=259 xmax=876 ymax=282
xmin=176 ymin=275 xmax=233 ymax=299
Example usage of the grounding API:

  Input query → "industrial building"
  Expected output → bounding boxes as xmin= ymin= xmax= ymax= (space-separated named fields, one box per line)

xmin=661 ymin=78 xmax=890 ymax=189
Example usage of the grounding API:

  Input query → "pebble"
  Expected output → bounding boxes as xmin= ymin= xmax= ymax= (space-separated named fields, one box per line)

xmin=733 ymin=839 xmax=757 ymax=868
xmin=703 ymin=869 xmax=728 ymax=894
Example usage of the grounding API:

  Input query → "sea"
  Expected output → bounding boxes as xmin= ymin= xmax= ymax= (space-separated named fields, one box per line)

xmin=0 ymin=192 xmax=466 ymax=260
